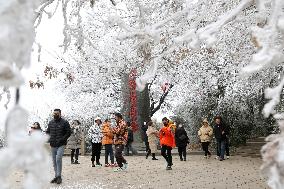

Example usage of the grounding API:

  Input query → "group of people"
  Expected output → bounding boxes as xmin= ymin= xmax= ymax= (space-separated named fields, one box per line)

xmin=33 ymin=108 xmax=230 ymax=185
xmin=198 ymin=116 xmax=230 ymax=161
xmin=43 ymin=110 xmax=131 ymax=185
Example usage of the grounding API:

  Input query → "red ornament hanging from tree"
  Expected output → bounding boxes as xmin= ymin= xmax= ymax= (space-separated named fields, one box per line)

xmin=128 ymin=69 xmax=138 ymax=132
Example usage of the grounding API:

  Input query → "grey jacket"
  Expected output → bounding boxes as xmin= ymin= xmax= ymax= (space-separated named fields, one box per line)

xmin=67 ymin=126 xmax=82 ymax=149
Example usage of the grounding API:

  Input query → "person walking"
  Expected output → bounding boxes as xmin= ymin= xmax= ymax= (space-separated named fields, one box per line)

xmin=124 ymin=122 xmax=138 ymax=156
xmin=29 ymin=122 xmax=42 ymax=135
xmin=142 ymin=122 xmax=150 ymax=158
xmin=102 ymin=119 xmax=115 ymax=167
xmin=159 ymin=117 xmax=176 ymax=170
xmin=67 ymin=120 xmax=82 ymax=164
xmin=46 ymin=109 xmax=71 ymax=185
xmin=175 ymin=123 xmax=189 ymax=161
xmin=112 ymin=113 xmax=128 ymax=172
xmin=198 ymin=119 xmax=213 ymax=159
xmin=213 ymin=115 xmax=228 ymax=161
xmin=88 ymin=117 xmax=103 ymax=167
xmin=146 ymin=120 xmax=159 ymax=160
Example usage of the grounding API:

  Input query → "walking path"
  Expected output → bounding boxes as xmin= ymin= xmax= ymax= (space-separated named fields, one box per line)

xmin=10 ymin=155 xmax=268 ymax=189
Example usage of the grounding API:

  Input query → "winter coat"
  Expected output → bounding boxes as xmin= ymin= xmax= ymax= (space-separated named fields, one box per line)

xmin=67 ymin=125 xmax=82 ymax=149
xmin=88 ymin=124 xmax=103 ymax=144
xmin=159 ymin=123 xmax=176 ymax=148
xmin=146 ymin=125 xmax=159 ymax=153
xmin=112 ymin=120 xmax=128 ymax=145
xmin=213 ymin=123 xmax=228 ymax=141
xmin=175 ymin=127 xmax=189 ymax=147
xmin=102 ymin=122 xmax=113 ymax=145
xmin=198 ymin=125 xmax=213 ymax=142
xmin=127 ymin=127 xmax=134 ymax=144
xmin=46 ymin=118 xmax=71 ymax=147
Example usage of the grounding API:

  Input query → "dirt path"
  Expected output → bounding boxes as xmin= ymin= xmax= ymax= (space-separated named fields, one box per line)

xmin=10 ymin=155 xmax=268 ymax=189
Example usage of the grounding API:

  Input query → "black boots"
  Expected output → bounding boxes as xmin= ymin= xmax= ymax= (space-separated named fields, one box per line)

xmin=152 ymin=153 xmax=158 ymax=160
xmin=50 ymin=176 xmax=62 ymax=184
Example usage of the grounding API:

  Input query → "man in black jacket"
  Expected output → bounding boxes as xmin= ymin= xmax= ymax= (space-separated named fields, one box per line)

xmin=213 ymin=115 xmax=228 ymax=161
xmin=46 ymin=109 xmax=71 ymax=184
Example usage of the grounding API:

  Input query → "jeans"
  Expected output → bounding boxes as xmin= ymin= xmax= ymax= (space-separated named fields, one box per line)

xmin=115 ymin=144 xmax=127 ymax=168
xmin=225 ymin=138 xmax=230 ymax=156
xmin=105 ymin=144 xmax=114 ymax=164
xmin=91 ymin=142 xmax=102 ymax=164
xmin=161 ymin=145 xmax=172 ymax=166
xmin=71 ymin=148 xmax=79 ymax=161
xmin=216 ymin=139 xmax=225 ymax=159
xmin=201 ymin=142 xmax=211 ymax=156
xmin=178 ymin=146 xmax=186 ymax=160
xmin=51 ymin=146 xmax=65 ymax=177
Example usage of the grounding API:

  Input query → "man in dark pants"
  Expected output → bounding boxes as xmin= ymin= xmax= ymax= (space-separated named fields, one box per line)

xmin=213 ymin=115 xmax=228 ymax=161
xmin=159 ymin=117 xmax=176 ymax=170
xmin=142 ymin=122 xmax=151 ymax=158
xmin=46 ymin=109 xmax=71 ymax=185
xmin=113 ymin=113 xmax=128 ymax=172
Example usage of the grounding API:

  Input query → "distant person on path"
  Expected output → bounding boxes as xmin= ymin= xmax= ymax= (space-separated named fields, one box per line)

xmin=142 ymin=122 xmax=150 ymax=158
xmin=146 ymin=120 xmax=159 ymax=160
xmin=213 ymin=115 xmax=228 ymax=161
xmin=198 ymin=119 xmax=213 ymax=159
xmin=67 ymin=120 xmax=82 ymax=164
xmin=88 ymin=117 xmax=103 ymax=167
xmin=46 ymin=109 xmax=71 ymax=185
xmin=113 ymin=113 xmax=128 ymax=172
xmin=29 ymin=122 xmax=42 ymax=135
xmin=124 ymin=121 xmax=138 ymax=156
xmin=159 ymin=117 xmax=176 ymax=170
xmin=175 ymin=123 xmax=189 ymax=161
xmin=102 ymin=119 xmax=115 ymax=167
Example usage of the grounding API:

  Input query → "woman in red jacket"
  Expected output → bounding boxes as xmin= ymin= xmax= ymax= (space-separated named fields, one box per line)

xmin=159 ymin=117 xmax=176 ymax=170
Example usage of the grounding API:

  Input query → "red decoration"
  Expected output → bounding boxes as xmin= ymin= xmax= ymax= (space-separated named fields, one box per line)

xmin=129 ymin=69 xmax=139 ymax=132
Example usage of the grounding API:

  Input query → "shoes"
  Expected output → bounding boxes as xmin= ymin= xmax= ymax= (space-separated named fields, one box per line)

xmin=96 ymin=163 xmax=102 ymax=167
xmin=215 ymin=156 xmax=220 ymax=160
xmin=110 ymin=163 xmax=116 ymax=167
xmin=105 ymin=163 xmax=111 ymax=167
xmin=166 ymin=166 xmax=172 ymax=170
xmin=92 ymin=162 xmax=95 ymax=167
xmin=152 ymin=158 xmax=158 ymax=160
xmin=56 ymin=176 xmax=62 ymax=184
xmin=226 ymin=156 xmax=230 ymax=159
xmin=204 ymin=156 xmax=208 ymax=159
xmin=184 ymin=158 xmax=186 ymax=161
xmin=180 ymin=158 xmax=183 ymax=161
xmin=113 ymin=163 xmax=118 ymax=167
xmin=219 ymin=158 xmax=225 ymax=161
xmin=114 ymin=167 xmax=124 ymax=172
xmin=50 ymin=177 xmax=58 ymax=183
xmin=123 ymin=162 xmax=128 ymax=170
xmin=71 ymin=159 xmax=75 ymax=164
xmin=74 ymin=160 xmax=80 ymax=164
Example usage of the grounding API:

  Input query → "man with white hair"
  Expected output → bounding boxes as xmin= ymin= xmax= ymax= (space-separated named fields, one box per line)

xmin=88 ymin=117 xmax=103 ymax=167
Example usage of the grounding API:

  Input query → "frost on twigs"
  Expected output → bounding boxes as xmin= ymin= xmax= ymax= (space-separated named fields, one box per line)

xmin=0 ymin=106 xmax=51 ymax=189
xmin=261 ymin=120 xmax=284 ymax=189
xmin=262 ymin=78 xmax=284 ymax=118
xmin=136 ymin=61 xmax=158 ymax=92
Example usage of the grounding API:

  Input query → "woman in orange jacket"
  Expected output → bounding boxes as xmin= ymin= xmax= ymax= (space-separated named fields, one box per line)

xmin=159 ymin=117 xmax=176 ymax=170
xmin=102 ymin=119 xmax=115 ymax=167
